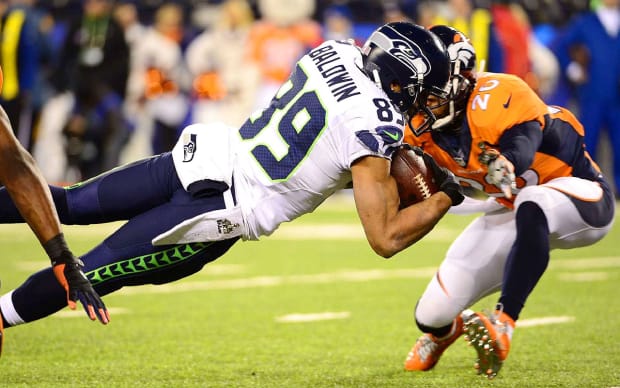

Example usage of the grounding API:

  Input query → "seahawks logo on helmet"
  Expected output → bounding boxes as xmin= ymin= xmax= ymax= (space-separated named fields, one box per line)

xmin=367 ymin=29 xmax=431 ymax=78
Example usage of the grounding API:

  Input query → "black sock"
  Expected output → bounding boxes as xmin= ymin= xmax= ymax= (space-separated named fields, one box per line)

xmin=499 ymin=201 xmax=550 ymax=321
xmin=416 ymin=318 xmax=454 ymax=338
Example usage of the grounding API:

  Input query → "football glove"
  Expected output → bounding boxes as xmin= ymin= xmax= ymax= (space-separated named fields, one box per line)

xmin=485 ymin=155 xmax=516 ymax=198
xmin=411 ymin=147 xmax=465 ymax=206
xmin=44 ymin=234 xmax=110 ymax=324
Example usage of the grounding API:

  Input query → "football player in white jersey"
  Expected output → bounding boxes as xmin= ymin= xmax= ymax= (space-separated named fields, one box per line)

xmin=0 ymin=22 xmax=464 ymax=355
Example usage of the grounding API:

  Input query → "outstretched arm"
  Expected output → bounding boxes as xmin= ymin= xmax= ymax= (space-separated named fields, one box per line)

xmin=0 ymin=106 xmax=109 ymax=324
xmin=351 ymin=155 xmax=455 ymax=258
xmin=0 ymin=106 xmax=60 ymax=244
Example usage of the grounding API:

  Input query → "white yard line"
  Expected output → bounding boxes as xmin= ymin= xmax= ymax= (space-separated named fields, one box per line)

xmin=54 ymin=306 xmax=576 ymax=331
xmin=266 ymin=223 xmax=460 ymax=241
xmin=557 ymin=272 xmax=610 ymax=282
xmin=517 ymin=316 xmax=575 ymax=328
xmin=549 ymin=257 xmax=620 ymax=269
xmin=116 ymin=267 xmax=437 ymax=295
xmin=54 ymin=307 xmax=130 ymax=318
xmin=275 ymin=311 xmax=350 ymax=323
xmin=54 ymin=306 xmax=576 ymax=329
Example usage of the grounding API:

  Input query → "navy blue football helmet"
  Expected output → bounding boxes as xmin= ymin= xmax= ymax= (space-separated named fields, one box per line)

xmin=419 ymin=25 xmax=477 ymax=135
xmin=362 ymin=22 xmax=451 ymax=131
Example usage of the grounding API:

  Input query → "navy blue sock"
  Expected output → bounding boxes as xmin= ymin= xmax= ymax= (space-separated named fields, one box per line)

xmin=498 ymin=201 xmax=550 ymax=321
xmin=3 ymin=267 xmax=67 ymax=327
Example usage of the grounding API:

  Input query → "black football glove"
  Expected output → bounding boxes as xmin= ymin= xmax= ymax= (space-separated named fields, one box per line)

xmin=410 ymin=147 xmax=465 ymax=206
xmin=44 ymin=234 xmax=110 ymax=324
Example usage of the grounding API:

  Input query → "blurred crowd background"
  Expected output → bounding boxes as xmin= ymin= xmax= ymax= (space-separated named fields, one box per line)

xmin=1 ymin=0 xmax=619 ymax=197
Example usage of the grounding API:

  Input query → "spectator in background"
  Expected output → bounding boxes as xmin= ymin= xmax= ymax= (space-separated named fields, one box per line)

xmin=428 ymin=0 xmax=505 ymax=73
xmin=0 ymin=0 xmax=54 ymax=151
xmin=490 ymin=0 xmax=540 ymax=91
xmin=185 ymin=0 xmax=259 ymax=128
xmin=322 ymin=4 xmax=359 ymax=43
xmin=113 ymin=0 xmax=145 ymax=50
xmin=511 ymin=3 xmax=559 ymax=100
xmin=557 ymin=0 xmax=620 ymax=198
xmin=52 ymin=0 xmax=129 ymax=180
xmin=247 ymin=0 xmax=322 ymax=109
xmin=383 ymin=1 xmax=414 ymax=23
xmin=112 ymin=0 xmax=148 ymax=163
xmin=125 ymin=2 xmax=189 ymax=155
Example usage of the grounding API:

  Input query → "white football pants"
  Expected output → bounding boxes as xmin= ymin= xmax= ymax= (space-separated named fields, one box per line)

xmin=415 ymin=177 xmax=615 ymax=328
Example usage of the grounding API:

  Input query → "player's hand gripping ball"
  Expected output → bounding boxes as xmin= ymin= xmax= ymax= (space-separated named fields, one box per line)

xmin=390 ymin=145 xmax=439 ymax=208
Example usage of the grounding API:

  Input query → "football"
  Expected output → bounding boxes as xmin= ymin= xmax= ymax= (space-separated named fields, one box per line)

xmin=390 ymin=146 xmax=439 ymax=208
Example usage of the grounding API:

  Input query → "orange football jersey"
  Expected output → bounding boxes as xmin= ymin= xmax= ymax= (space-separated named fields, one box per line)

xmin=404 ymin=72 xmax=601 ymax=207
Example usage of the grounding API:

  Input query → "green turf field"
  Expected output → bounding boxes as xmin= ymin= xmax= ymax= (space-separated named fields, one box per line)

xmin=0 ymin=194 xmax=618 ymax=387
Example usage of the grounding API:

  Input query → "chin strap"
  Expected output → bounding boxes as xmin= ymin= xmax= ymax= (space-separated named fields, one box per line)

xmin=371 ymin=69 xmax=381 ymax=89
xmin=432 ymin=60 xmax=461 ymax=131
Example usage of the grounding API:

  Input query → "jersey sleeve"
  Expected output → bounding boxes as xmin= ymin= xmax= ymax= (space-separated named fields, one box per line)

xmin=343 ymin=113 xmax=404 ymax=167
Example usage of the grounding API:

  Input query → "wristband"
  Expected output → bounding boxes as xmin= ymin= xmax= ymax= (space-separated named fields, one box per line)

xmin=43 ymin=233 xmax=72 ymax=265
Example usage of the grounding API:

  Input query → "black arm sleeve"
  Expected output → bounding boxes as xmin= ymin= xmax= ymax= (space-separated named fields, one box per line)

xmin=498 ymin=120 xmax=543 ymax=175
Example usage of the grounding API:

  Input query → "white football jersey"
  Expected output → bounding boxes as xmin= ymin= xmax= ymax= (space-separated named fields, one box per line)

xmin=233 ymin=40 xmax=405 ymax=239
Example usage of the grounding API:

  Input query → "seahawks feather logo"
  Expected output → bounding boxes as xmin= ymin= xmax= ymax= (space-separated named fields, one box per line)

xmin=368 ymin=30 xmax=431 ymax=78
xmin=183 ymin=133 xmax=197 ymax=162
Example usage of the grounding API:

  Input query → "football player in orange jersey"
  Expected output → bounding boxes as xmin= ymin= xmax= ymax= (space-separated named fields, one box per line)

xmin=402 ymin=26 xmax=615 ymax=378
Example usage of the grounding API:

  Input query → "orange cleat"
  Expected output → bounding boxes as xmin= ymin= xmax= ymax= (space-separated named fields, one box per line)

xmin=404 ymin=313 xmax=467 ymax=371
xmin=464 ymin=307 xmax=515 ymax=379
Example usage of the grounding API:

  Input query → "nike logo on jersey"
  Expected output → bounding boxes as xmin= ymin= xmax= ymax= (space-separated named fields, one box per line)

xmin=503 ymin=94 xmax=512 ymax=108
xmin=377 ymin=126 xmax=402 ymax=144
xmin=384 ymin=130 xmax=400 ymax=140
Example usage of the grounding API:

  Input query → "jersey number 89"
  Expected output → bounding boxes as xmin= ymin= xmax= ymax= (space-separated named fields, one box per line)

xmin=239 ymin=66 xmax=327 ymax=181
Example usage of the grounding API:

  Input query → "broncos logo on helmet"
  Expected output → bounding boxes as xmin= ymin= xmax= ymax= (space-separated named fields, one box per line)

xmin=405 ymin=25 xmax=478 ymax=136
xmin=447 ymin=37 xmax=475 ymax=73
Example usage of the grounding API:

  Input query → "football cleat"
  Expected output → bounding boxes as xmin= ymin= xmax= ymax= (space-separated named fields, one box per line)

xmin=463 ymin=306 xmax=515 ymax=379
xmin=404 ymin=310 xmax=474 ymax=371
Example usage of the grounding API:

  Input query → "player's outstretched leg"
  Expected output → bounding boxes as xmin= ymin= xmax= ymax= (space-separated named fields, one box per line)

xmin=404 ymin=310 xmax=473 ymax=371
xmin=463 ymin=306 xmax=515 ymax=379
